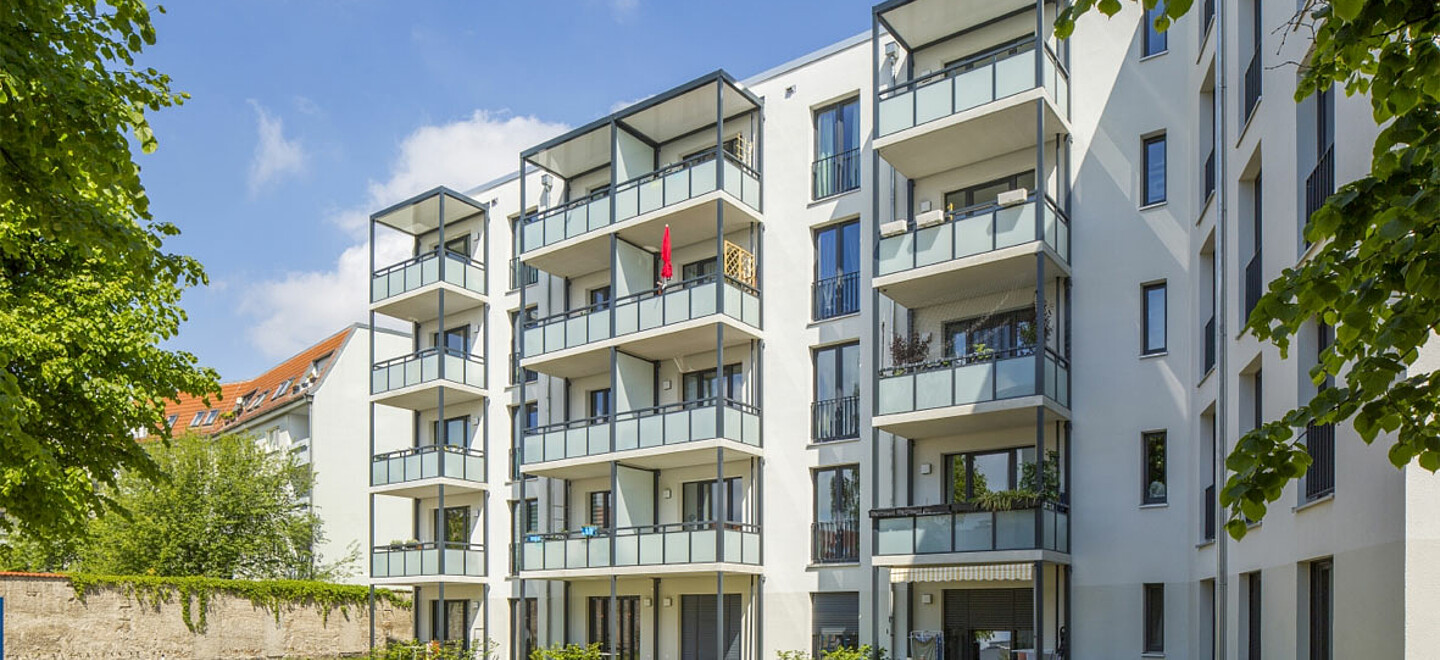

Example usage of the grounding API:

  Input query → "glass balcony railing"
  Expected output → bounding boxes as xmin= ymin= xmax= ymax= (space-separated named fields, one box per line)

xmin=522 ymin=398 xmax=760 ymax=465
xmin=522 ymin=274 xmax=761 ymax=358
xmin=371 ymin=347 xmax=486 ymax=395
xmin=371 ymin=444 xmax=486 ymax=487
xmin=371 ymin=248 xmax=485 ymax=304
xmin=878 ymin=39 xmax=1069 ymax=138
xmin=878 ymin=195 xmax=1068 ymax=277
xmin=520 ymin=150 xmax=761 ymax=254
xmin=371 ymin=541 xmax=485 ymax=578
xmin=521 ymin=522 xmax=761 ymax=571
xmin=873 ymin=500 xmax=1069 ymax=556
xmin=877 ymin=346 xmax=1070 ymax=416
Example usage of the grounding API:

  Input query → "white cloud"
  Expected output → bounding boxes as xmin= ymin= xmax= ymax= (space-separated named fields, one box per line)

xmin=241 ymin=110 xmax=568 ymax=359
xmin=246 ymin=100 xmax=307 ymax=197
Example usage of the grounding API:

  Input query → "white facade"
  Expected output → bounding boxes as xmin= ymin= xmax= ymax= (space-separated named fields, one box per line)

xmin=364 ymin=1 xmax=1439 ymax=657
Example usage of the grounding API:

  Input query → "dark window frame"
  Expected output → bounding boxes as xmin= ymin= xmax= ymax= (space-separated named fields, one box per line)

xmin=1142 ymin=2 xmax=1169 ymax=57
xmin=812 ymin=220 xmax=861 ymax=320
xmin=811 ymin=465 xmax=860 ymax=563
xmin=681 ymin=476 xmax=743 ymax=525
xmin=943 ymin=170 xmax=1037 ymax=215
xmin=588 ymin=388 xmax=612 ymax=422
xmin=431 ymin=415 xmax=469 ymax=447
xmin=812 ymin=97 xmax=861 ymax=200
xmin=943 ymin=307 xmax=1038 ymax=360
xmin=1143 ymin=583 xmax=1165 ymax=653
xmin=1143 ymin=133 xmax=1168 ymax=206
xmin=1143 ymin=431 xmax=1168 ymax=505
xmin=1143 ymin=282 xmax=1168 ymax=355
xmin=1309 ymin=560 xmax=1332 ymax=660
xmin=1247 ymin=571 xmax=1263 ymax=659
xmin=681 ymin=363 xmax=743 ymax=406
xmin=943 ymin=447 xmax=1036 ymax=503
xmin=588 ymin=491 xmax=611 ymax=528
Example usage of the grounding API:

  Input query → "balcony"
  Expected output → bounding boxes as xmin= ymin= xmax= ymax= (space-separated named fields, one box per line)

xmin=371 ymin=444 xmax=486 ymax=498
xmin=872 ymin=500 xmax=1069 ymax=559
xmin=876 ymin=347 xmax=1070 ymax=439
xmin=812 ymin=149 xmax=861 ymax=200
xmin=371 ymin=542 xmax=486 ymax=582
xmin=812 ymin=520 xmax=860 ymax=564
xmin=370 ymin=248 xmax=486 ymax=322
xmin=813 ymin=272 xmax=860 ymax=320
xmin=812 ymin=395 xmax=860 ymax=443
xmin=520 ymin=399 xmax=761 ymax=478
xmin=875 ymin=38 xmax=1069 ymax=179
xmin=876 ymin=196 xmax=1068 ymax=306
xmin=520 ymin=274 xmax=761 ymax=378
xmin=521 ymin=522 xmax=761 ymax=576
xmin=371 ymin=348 xmax=486 ymax=409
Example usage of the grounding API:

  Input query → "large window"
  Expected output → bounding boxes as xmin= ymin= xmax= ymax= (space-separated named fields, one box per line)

xmin=945 ymin=447 xmax=1038 ymax=504
xmin=811 ymin=593 xmax=860 ymax=656
xmin=943 ymin=308 xmax=1038 ymax=360
xmin=588 ymin=596 xmax=640 ymax=660
xmin=1142 ymin=2 xmax=1168 ymax=57
xmin=813 ymin=343 xmax=860 ymax=442
xmin=813 ymin=98 xmax=860 ymax=199
xmin=432 ymin=599 xmax=470 ymax=644
xmin=1143 ymin=133 xmax=1167 ymax=206
xmin=1309 ymin=560 xmax=1332 ymax=660
xmin=432 ymin=416 xmax=468 ymax=447
xmin=813 ymin=220 xmax=860 ymax=320
xmin=682 ymin=364 xmax=743 ymax=406
xmin=432 ymin=325 xmax=470 ymax=353
xmin=1143 ymin=431 xmax=1168 ymax=505
xmin=943 ymin=171 xmax=1036 ymax=214
xmin=1143 ymin=282 xmax=1167 ymax=354
xmin=682 ymin=477 xmax=743 ymax=525
xmin=812 ymin=466 xmax=859 ymax=563
xmin=1144 ymin=583 xmax=1165 ymax=654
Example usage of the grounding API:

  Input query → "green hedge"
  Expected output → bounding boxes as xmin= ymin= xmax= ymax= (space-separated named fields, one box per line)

xmin=65 ymin=573 xmax=410 ymax=632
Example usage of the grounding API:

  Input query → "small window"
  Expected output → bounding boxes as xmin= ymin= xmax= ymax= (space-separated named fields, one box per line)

xmin=1143 ymin=431 xmax=1168 ymax=504
xmin=588 ymin=388 xmax=611 ymax=422
xmin=1144 ymin=583 xmax=1165 ymax=653
xmin=1142 ymin=3 xmax=1168 ymax=57
xmin=189 ymin=411 xmax=206 ymax=427
xmin=271 ymin=379 xmax=294 ymax=400
xmin=1143 ymin=282 xmax=1167 ymax=354
xmin=248 ymin=391 xmax=269 ymax=410
xmin=1246 ymin=571 xmax=1262 ymax=659
xmin=1142 ymin=134 xmax=1167 ymax=206
xmin=588 ymin=491 xmax=611 ymax=528
xmin=524 ymin=402 xmax=538 ymax=430
xmin=308 ymin=353 xmax=332 ymax=379
xmin=523 ymin=498 xmax=539 ymax=534
xmin=203 ymin=409 xmax=220 ymax=425
xmin=166 ymin=414 xmax=179 ymax=427
xmin=587 ymin=286 xmax=611 ymax=310
xmin=681 ymin=258 xmax=716 ymax=283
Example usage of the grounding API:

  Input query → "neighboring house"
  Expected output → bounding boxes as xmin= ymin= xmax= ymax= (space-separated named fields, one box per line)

xmin=163 ymin=324 xmax=413 ymax=583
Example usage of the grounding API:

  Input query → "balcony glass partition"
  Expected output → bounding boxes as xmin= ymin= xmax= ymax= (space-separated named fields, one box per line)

xmin=371 ymin=542 xmax=485 ymax=578
xmin=371 ymin=444 xmax=486 ymax=487
xmin=522 ymin=399 xmax=760 ymax=465
xmin=878 ymin=39 xmax=1069 ymax=138
xmin=521 ymin=522 xmax=761 ymax=571
xmin=878 ymin=196 xmax=1068 ymax=276
xmin=522 ymin=274 xmax=760 ymax=358
xmin=877 ymin=347 xmax=1069 ymax=415
xmin=372 ymin=248 xmax=486 ymax=303
xmin=873 ymin=501 xmax=1068 ymax=555
xmin=371 ymin=348 xmax=486 ymax=394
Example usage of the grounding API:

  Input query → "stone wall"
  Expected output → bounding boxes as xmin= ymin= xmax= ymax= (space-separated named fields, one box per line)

xmin=0 ymin=573 xmax=412 ymax=659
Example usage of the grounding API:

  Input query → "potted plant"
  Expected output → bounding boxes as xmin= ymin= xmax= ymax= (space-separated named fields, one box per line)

xmin=889 ymin=332 xmax=932 ymax=371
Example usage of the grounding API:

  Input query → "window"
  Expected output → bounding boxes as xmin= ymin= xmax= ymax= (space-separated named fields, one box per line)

xmin=946 ymin=447 xmax=1044 ymax=504
xmin=1142 ymin=134 xmax=1167 ymax=206
xmin=1143 ymin=282 xmax=1167 ymax=354
xmin=682 ymin=364 xmax=742 ymax=406
xmin=588 ymin=388 xmax=611 ymax=422
xmin=944 ymin=308 xmax=1039 ymax=360
xmin=432 ymin=416 xmax=468 ymax=447
xmin=432 ymin=325 xmax=469 ymax=353
xmin=1143 ymin=583 xmax=1165 ymax=653
xmin=813 ymin=343 xmax=860 ymax=442
xmin=512 ymin=597 xmax=537 ymax=660
xmin=435 ymin=505 xmax=471 ymax=544
xmin=1309 ymin=560 xmax=1332 ymax=660
xmin=166 ymin=414 xmax=178 ymax=427
xmin=1143 ymin=432 xmax=1167 ymax=504
xmin=248 ymin=392 xmax=268 ymax=410
xmin=432 ymin=599 xmax=470 ymax=643
xmin=1246 ymin=571 xmax=1262 ymax=659
xmin=588 ymin=596 xmax=640 ymax=660
xmin=943 ymin=171 xmax=1036 ymax=213
xmin=812 ymin=98 xmax=860 ymax=199
xmin=271 ymin=379 xmax=293 ymax=400
xmin=522 ymin=498 xmax=539 ymax=534
xmin=588 ymin=286 xmax=611 ymax=311
xmin=813 ymin=466 xmax=860 ymax=563
xmin=813 ymin=220 xmax=860 ymax=320
xmin=811 ymin=593 xmax=860 ymax=656
xmin=682 ymin=258 xmax=716 ymax=283
xmin=524 ymin=402 xmax=538 ymax=430
xmin=308 ymin=353 xmax=332 ymax=378
xmin=189 ymin=411 xmax=206 ymax=427
xmin=588 ymin=491 xmax=611 ymax=528
xmin=203 ymin=409 xmax=220 ymax=425
xmin=1142 ymin=2 xmax=1168 ymax=57
xmin=682 ymin=477 xmax=743 ymax=525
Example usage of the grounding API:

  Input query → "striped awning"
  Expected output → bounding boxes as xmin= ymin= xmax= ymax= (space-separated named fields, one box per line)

xmin=889 ymin=563 xmax=1033 ymax=583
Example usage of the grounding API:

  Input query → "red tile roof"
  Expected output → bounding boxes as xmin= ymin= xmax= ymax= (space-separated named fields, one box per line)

xmin=160 ymin=327 xmax=354 ymax=438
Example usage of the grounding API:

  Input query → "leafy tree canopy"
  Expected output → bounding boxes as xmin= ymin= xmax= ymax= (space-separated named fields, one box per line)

xmin=1058 ymin=1 xmax=1440 ymax=538
xmin=1 ymin=1 xmax=219 ymax=541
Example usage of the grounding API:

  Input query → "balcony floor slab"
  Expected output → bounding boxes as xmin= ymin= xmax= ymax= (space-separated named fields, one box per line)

xmin=876 ymin=89 xmax=1070 ymax=180
xmin=521 ymin=316 xmax=761 ymax=380
xmin=522 ymin=438 xmax=762 ymax=480
xmin=875 ymin=242 xmax=1069 ymax=309
xmin=370 ymin=477 xmax=488 ymax=499
xmin=371 ymin=381 xmax=487 ymax=411
xmin=519 ymin=562 xmax=762 ymax=581
xmin=874 ymin=395 xmax=1070 ymax=439
xmin=371 ymin=282 xmax=486 ymax=323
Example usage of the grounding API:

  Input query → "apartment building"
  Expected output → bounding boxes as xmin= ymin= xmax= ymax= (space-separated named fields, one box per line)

xmin=162 ymin=324 xmax=412 ymax=582
xmin=365 ymin=0 xmax=1440 ymax=657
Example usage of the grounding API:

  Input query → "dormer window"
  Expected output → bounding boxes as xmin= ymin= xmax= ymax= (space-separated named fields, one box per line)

xmin=203 ymin=409 xmax=220 ymax=425
xmin=272 ymin=379 xmax=294 ymax=400
xmin=189 ymin=411 xmax=206 ymax=427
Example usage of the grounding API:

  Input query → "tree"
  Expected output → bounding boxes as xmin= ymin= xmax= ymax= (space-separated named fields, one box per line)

xmin=1057 ymin=1 xmax=1440 ymax=538
xmin=0 ymin=1 xmax=219 ymax=542
xmin=3 ymin=432 xmax=354 ymax=580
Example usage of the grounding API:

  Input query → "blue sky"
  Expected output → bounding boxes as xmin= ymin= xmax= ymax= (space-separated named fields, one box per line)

xmin=142 ymin=0 xmax=876 ymax=380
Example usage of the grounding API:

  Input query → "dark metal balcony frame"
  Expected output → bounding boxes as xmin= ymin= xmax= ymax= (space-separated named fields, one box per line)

xmin=812 ymin=395 xmax=861 ymax=443
xmin=870 ymin=498 xmax=1070 ymax=555
xmin=371 ymin=443 xmax=487 ymax=487
xmin=372 ymin=246 xmax=488 ymax=302
xmin=520 ymin=520 xmax=762 ymax=571
xmin=520 ymin=396 xmax=762 ymax=465
xmin=371 ymin=540 xmax=487 ymax=578
xmin=877 ymin=193 xmax=1070 ymax=277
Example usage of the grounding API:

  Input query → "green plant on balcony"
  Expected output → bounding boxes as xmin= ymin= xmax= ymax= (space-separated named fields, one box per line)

xmin=888 ymin=332 xmax=932 ymax=373
xmin=954 ymin=450 xmax=1062 ymax=513
xmin=779 ymin=645 xmax=888 ymax=660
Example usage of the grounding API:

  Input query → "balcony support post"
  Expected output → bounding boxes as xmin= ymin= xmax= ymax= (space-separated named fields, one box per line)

xmin=715 ymin=321 xmax=725 ymax=439
xmin=715 ymin=446 xmax=725 ymax=561
xmin=609 ymin=575 xmax=619 ymax=660
xmin=716 ymin=79 xmax=725 ymax=191
xmin=415 ymin=586 xmax=423 ymax=641
xmin=609 ymin=347 xmax=618 ymax=453
xmin=439 ymin=481 xmax=447 ymax=623
xmin=1035 ymin=253 xmax=1047 ymax=547
xmin=715 ymin=201 xmax=725 ymax=317
xmin=754 ymin=454 xmax=763 ymax=564
xmin=611 ymin=461 xmax=619 ymax=561
xmin=1034 ymin=560 xmax=1045 ymax=659
xmin=438 ymin=192 xmax=447 ymax=286
xmin=651 ymin=578 xmax=661 ymax=660
xmin=715 ymin=571 xmax=725 ymax=660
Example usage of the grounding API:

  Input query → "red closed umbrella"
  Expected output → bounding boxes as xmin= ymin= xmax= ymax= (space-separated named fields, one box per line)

xmin=660 ymin=225 xmax=673 ymax=280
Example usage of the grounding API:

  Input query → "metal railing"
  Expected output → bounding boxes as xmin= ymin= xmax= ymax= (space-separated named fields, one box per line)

xmin=371 ymin=541 xmax=485 ymax=578
xmin=521 ymin=273 xmax=761 ymax=358
xmin=812 ymin=395 xmax=860 ymax=443
xmin=812 ymin=149 xmax=861 ymax=199
xmin=1244 ymin=252 xmax=1263 ymax=322
xmin=521 ymin=398 xmax=761 ymax=464
xmin=372 ymin=444 xmax=486 ymax=487
xmin=1304 ymin=422 xmax=1336 ymax=500
xmin=509 ymin=256 xmax=539 ymax=290
xmin=371 ymin=347 xmax=486 ymax=394
xmin=1305 ymin=146 xmax=1335 ymax=228
xmin=813 ymin=272 xmax=860 ymax=320
xmin=371 ymin=247 xmax=486 ymax=303
xmin=872 ymin=500 xmax=1069 ymax=555
xmin=1203 ymin=315 xmax=1216 ymax=373
xmin=1203 ymin=148 xmax=1216 ymax=201
xmin=1203 ymin=484 xmax=1216 ymax=541
xmin=877 ymin=346 xmax=1070 ymax=415
xmin=812 ymin=520 xmax=860 ymax=563
xmin=878 ymin=38 xmax=1069 ymax=137
xmin=520 ymin=521 xmax=761 ymax=571
xmin=1243 ymin=49 xmax=1262 ymax=121
xmin=877 ymin=195 xmax=1070 ymax=276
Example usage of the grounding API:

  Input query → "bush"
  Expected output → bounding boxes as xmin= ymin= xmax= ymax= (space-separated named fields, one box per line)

xmin=531 ymin=643 xmax=604 ymax=660
xmin=366 ymin=639 xmax=496 ymax=660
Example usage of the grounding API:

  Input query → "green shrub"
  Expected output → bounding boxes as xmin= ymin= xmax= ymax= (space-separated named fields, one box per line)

xmin=531 ymin=643 xmax=604 ymax=660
